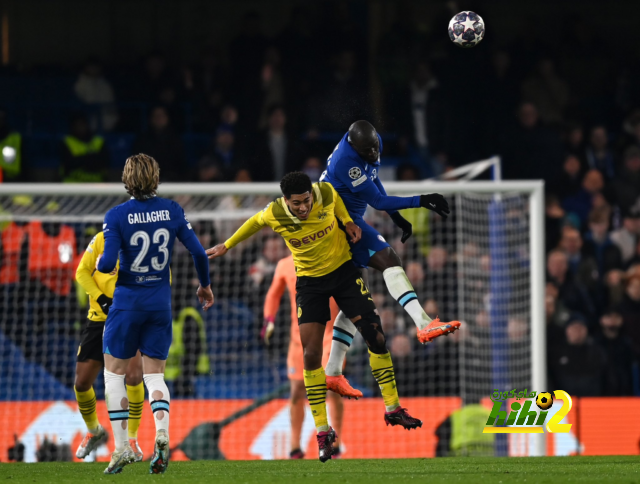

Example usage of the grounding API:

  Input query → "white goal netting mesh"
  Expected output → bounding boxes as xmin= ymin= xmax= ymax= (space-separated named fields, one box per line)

xmin=0 ymin=184 xmax=538 ymax=461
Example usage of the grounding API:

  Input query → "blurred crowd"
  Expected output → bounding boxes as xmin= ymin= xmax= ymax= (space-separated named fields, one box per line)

xmin=1 ymin=3 xmax=640 ymax=399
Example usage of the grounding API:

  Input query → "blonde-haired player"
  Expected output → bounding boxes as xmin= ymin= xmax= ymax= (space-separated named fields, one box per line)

xmin=74 ymin=231 xmax=145 ymax=461
xmin=263 ymin=254 xmax=350 ymax=459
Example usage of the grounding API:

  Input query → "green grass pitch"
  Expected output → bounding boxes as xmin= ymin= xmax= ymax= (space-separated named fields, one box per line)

xmin=1 ymin=457 xmax=639 ymax=483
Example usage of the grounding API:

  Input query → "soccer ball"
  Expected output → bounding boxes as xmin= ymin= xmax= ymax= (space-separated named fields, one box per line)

xmin=448 ymin=11 xmax=485 ymax=48
xmin=536 ymin=392 xmax=554 ymax=410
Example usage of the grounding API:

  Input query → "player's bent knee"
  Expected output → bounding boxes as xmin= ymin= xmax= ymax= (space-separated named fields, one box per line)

xmin=355 ymin=311 xmax=387 ymax=353
xmin=303 ymin=348 xmax=323 ymax=369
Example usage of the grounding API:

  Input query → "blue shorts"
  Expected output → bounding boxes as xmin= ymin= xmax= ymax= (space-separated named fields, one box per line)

xmin=349 ymin=218 xmax=390 ymax=268
xmin=103 ymin=309 xmax=172 ymax=360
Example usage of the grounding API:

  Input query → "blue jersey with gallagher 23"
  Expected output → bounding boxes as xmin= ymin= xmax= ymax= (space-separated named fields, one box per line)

xmin=101 ymin=196 xmax=201 ymax=311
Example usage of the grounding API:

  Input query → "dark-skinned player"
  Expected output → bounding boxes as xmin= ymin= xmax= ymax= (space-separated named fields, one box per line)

xmin=320 ymin=120 xmax=461 ymax=392
xmin=206 ymin=172 xmax=422 ymax=463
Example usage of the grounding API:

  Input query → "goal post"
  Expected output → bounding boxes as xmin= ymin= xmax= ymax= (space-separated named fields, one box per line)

xmin=0 ymin=180 xmax=546 ymax=459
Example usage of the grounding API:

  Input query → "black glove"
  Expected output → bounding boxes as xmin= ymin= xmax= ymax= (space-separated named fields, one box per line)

xmin=420 ymin=194 xmax=450 ymax=219
xmin=390 ymin=212 xmax=413 ymax=243
xmin=96 ymin=294 xmax=113 ymax=316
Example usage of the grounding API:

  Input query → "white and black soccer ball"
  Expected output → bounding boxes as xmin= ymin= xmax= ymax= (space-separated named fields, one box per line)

xmin=448 ymin=11 xmax=485 ymax=48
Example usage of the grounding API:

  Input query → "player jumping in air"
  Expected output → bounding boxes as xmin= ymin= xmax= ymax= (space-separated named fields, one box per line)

xmin=74 ymin=231 xmax=145 ymax=461
xmin=263 ymin=255 xmax=345 ymax=459
xmin=97 ymin=154 xmax=214 ymax=474
xmin=320 ymin=120 xmax=461 ymax=393
xmin=207 ymin=172 xmax=422 ymax=463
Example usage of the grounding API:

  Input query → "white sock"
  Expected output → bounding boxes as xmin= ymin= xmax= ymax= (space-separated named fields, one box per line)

xmin=382 ymin=266 xmax=432 ymax=330
xmin=104 ymin=370 xmax=129 ymax=452
xmin=144 ymin=373 xmax=170 ymax=435
xmin=325 ymin=311 xmax=356 ymax=377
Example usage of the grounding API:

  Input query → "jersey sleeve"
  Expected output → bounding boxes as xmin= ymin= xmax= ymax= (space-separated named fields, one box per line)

xmin=373 ymin=176 xmax=397 ymax=215
xmin=97 ymin=209 xmax=121 ymax=274
xmin=175 ymin=204 xmax=211 ymax=287
xmin=263 ymin=260 xmax=287 ymax=322
xmin=75 ymin=232 xmax=104 ymax=301
xmin=333 ymin=156 xmax=371 ymax=194
xmin=224 ymin=207 xmax=268 ymax=249
xmin=353 ymin=174 xmax=421 ymax=212
xmin=331 ymin=185 xmax=354 ymax=225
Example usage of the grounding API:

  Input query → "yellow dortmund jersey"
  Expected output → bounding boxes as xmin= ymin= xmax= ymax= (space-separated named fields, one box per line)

xmin=225 ymin=182 xmax=354 ymax=277
xmin=75 ymin=231 xmax=118 ymax=322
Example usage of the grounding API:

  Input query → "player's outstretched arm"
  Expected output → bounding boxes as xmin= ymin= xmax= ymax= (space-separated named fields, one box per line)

xmin=206 ymin=210 xmax=267 ymax=259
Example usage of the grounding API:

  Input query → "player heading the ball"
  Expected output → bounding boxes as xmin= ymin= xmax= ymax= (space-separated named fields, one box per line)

xmin=97 ymin=154 xmax=214 ymax=474
xmin=207 ymin=172 xmax=422 ymax=463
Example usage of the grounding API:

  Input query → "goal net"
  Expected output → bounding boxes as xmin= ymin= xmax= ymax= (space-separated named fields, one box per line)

xmin=0 ymin=180 xmax=545 ymax=462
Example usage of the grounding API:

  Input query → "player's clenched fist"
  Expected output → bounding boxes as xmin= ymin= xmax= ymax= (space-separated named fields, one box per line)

xmin=344 ymin=221 xmax=362 ymax=244
xmin=197 ymin=284 xmax=214 ymax=310
xmin=206 ymin=243 xmax=228 ymax=259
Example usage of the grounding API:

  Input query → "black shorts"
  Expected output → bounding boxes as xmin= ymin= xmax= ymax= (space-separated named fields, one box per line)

xmin=77 ymin=321 xmax=105 ymax=364
xmin=296 ymin=261 xmax=376 ymax=325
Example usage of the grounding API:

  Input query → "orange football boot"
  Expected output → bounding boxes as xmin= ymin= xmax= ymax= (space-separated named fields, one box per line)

xmin=417 ymin=317 xmax=461 ymax=344
xmin=326 ymin=375 xmax=363 ymax=399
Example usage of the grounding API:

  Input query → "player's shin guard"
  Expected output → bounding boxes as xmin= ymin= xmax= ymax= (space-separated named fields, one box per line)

xmin=303 ymin=368 xmax=329 ymax=432
xmin=126 ymin=383 xmax=145 ymax=439
xmin=368 ymin=350 xmax=400 ymax=412
xmin=325 ymin=311 xmax=356 ymax=377
xmin=144 ymin=373 xmax=170 ymax=434
xmin=382 ymin=266 xmax=431 ymax=330
xmin=75 ymin=386 xmax=100 ymax=433
xmin=104 ymin=370 xmax=129 ymax=452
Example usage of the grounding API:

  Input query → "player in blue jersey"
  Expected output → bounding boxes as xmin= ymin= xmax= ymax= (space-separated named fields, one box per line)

xmin=320 ymin=121 xmax=461 ymax=385
xmin=97 ymin=154 xmax=214 ymax=475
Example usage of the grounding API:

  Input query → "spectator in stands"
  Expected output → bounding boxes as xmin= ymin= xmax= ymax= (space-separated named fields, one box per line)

xmin=247 ymin=106 xmax=304 ymax=181
xmin=0 ymin=109 xmax=23 ymax=182
xmin=550 ymin=154 xmax=585 ymax=201
xmin=546 ymin=248 xmax=596 ymax=323
xmin=258 ymin=47 xmax=285 ymax=129
xmin=138 ymin=51 xmax=176 ymax=105
xmin=619 ymin=275 xmax=640 ymax=356
xmin=610 ymin=208 xmax=640 ymax=266
xmin=563 ymin=123 xmax=586 ymax=161
xmin=547 ymin=313 xmax=608 ymax=396
xmin=546 ymin=283 xmax=569 ymax=350
xmin=424 ymin=246 xmax=456 ymax=318
xmin=545 ymin=194 xmax=568 ymax=251
xmin=300 ymin=156 xmax=324 ymax=182
xmin=522 ymin=58 xmax=569 ymax=126
xmin=595 ymin=308 xmax=635 ymax=396
xmin=585 ymin=125 xmax=616 ymax=180
xmin=132 ymin=106 xmax=186 ymax=182
xmin=583 ymin=208 xmax=623 ymax=277
xmin=611 ymin=146 xmax=640 ymax=213
xmin=387 ymin=61 xmax=448 ymax=177
xmin=74 ymin=58 xmax=118 ymax=131
xmin=561 ymin=169 xmax=605 ymax=228
xmin=60 ymin=114 xmax=110 ymax=183
xmin=197 ymin=126 xmax=244 ymax=182
xmin=396 ymin=163 xmax=421 ymax=181
xmin=500 ymin=102 xmax=563 ymax=180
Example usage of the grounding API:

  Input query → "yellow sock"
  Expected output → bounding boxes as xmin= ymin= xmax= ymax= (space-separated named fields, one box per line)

xmin=126 ymin=382 xmax=145 ymax=439
xmin=369 ymin=350 xmax=400 ymax=412
xmin=75 ymin=386 xmax=99 ymax=432
xmin=303 ymin=367 xmax=329 ymax=432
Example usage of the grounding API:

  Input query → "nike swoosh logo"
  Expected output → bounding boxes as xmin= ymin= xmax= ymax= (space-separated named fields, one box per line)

xmin=429 ymin=203 xmax=436 ymax=208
